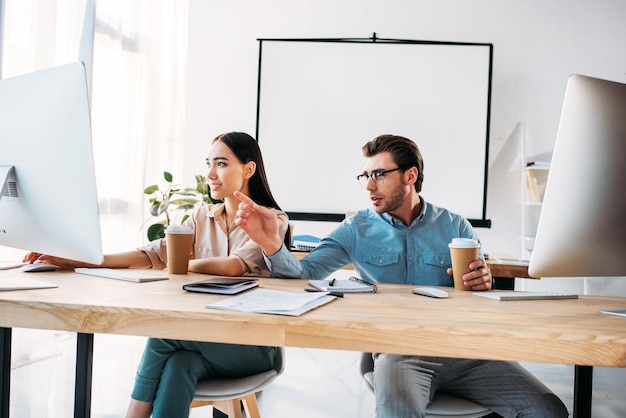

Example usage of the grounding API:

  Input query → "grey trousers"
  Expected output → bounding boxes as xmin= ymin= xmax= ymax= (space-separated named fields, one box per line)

xmin=372 ymin=354 xmax=569 ymax=418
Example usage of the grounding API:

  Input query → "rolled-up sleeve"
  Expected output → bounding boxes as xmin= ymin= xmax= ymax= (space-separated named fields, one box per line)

xmin=135 ymin=238 xmax=165 ymax=270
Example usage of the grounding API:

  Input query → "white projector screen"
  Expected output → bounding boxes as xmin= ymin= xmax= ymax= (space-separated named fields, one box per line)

xmin=256 ymin=37 xmax=492 ymax=226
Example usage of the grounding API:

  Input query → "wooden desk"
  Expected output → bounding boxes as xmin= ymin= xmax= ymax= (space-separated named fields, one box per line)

xmin=1 ymin=270 xmax=625 ymax=418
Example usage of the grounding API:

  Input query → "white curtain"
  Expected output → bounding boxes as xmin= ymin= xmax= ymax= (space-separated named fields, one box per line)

xmin=1 ymin=0 xmax=189 ymax=257
xmin=91 ymin=0 xmax=189 ymax=252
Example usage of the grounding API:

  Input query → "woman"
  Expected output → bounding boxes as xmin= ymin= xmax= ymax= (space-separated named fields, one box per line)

xmin=25 ymin=132 xmax=289 ymax=417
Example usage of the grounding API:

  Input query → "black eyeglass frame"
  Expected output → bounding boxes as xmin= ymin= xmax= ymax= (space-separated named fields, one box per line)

xmin=356 ymin=167 xmax=404 ymax=187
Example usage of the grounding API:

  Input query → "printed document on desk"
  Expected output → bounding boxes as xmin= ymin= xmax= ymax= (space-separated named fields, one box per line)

xmin=206 ymin=288 xmax=336 ymax=316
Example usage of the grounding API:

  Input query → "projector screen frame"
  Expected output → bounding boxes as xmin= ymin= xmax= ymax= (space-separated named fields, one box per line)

xmin=255 ymin=34 xmax=493 ymax=228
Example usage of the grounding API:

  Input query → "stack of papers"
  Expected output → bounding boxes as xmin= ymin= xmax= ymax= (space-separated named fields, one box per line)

xmin=206 ymin=288 xmax=336 ymax=316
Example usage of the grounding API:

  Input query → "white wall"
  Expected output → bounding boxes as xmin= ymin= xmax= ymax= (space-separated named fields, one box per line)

xmin=182 ymin=0 xmax=626 ymax=261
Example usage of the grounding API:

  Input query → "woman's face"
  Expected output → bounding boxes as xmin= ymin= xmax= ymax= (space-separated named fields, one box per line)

xmin=205 ymin=140 xmax=254 ymax=200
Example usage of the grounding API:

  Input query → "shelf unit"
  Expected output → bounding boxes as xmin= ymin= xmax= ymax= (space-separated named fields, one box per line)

xmin=523 ymin=163 xmax=550 ymax=258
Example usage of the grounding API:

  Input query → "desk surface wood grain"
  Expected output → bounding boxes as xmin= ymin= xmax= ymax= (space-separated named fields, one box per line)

xmin=0 ymin=270 xmax=624 ymax=368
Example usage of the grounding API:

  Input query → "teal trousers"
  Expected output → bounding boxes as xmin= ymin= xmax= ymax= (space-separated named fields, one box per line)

xmin=131 ymin=338 xmax=277 ymax=418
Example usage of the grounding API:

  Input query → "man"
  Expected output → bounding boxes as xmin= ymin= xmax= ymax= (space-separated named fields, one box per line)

xmin=234 ymin=134 xmax=568 ymax=418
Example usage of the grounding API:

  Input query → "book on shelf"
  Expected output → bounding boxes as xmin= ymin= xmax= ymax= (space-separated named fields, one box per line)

xmin=183 ymin=277 xmax=258 ymax=295
xmin=308 ymin=276 xmax=377 ymax=293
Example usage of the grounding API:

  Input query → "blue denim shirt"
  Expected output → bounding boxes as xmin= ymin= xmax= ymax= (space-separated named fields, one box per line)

xmin=265 ymin=198 xmax=482 ymax=286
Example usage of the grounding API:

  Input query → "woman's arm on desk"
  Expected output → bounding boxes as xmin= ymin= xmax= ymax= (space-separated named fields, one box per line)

xmin=23 ymin=251 xmax=152 ymax=270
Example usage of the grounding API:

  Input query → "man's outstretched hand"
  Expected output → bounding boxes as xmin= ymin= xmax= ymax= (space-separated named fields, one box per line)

xmin=234 ymin=191 xmax=284 ymax=256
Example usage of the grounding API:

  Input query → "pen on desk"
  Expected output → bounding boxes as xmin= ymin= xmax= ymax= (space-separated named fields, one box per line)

xmin=305 ymin=288 xmax=343 ymax=298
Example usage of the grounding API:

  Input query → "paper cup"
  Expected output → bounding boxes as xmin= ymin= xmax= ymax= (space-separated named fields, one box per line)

xmin=449 ymin=238 xmax=480 ymax=290
xmin=165 ymin=226 xmax=194 ymax=274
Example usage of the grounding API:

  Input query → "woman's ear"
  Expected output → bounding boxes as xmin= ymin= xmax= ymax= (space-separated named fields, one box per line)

xmin=244 ymin=161 xmax=257 ymax=179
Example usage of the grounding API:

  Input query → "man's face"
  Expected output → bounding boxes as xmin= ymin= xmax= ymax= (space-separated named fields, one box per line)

xmin=362 ymin=151 xmax=410 ymax=215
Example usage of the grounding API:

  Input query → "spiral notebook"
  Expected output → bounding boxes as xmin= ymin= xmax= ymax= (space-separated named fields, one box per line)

xmin=308 ymin=276 xmax=377 ymax=293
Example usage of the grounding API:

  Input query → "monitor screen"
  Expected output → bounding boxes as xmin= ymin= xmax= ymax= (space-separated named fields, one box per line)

xmin=0 ymin=62 xmax=103 ymax=264
xmin=529 ymin=74 xmax=626 ymax=278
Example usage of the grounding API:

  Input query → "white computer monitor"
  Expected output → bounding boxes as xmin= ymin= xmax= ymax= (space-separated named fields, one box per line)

xmin=529 ymin=74 xmax=626 ymax=278
xmin=0 ymin=62 xmax=103 ymax=264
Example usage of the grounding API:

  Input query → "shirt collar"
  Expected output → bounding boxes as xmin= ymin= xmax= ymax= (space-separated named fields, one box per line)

xmin=207 ymin=203 xmax=226 ymax=221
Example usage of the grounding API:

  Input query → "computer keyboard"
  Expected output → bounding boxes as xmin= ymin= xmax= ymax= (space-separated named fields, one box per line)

xmin=474 ymin=291 xmax=579 ymax=301
xmin=74 ymin=268 xmax=169 ymax=283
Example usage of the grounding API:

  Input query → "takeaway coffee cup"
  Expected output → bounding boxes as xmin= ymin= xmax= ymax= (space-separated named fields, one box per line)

xmin=448 ymin=238 xmax=481 ymax=290
xmin=165 ymin=225 xmax=194 ymax=274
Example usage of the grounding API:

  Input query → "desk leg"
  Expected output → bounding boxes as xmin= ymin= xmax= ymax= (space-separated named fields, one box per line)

xmin=0 ymin=328 xmax=10 ymax=418
xmin=573 ymin=365 xmax=593 ymax=418
xmin=75 ymin=333 xmax=94 ymax=418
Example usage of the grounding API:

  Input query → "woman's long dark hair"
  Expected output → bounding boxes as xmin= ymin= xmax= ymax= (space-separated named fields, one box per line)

xmin=212 ymin=132 xmax=282 ymax=210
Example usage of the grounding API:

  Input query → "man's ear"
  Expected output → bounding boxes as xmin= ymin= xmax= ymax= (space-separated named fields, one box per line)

xmin=405 ymin=166 xmax=418 ymax=186
xmin=244 ymin=161 xmax=257 ymax=179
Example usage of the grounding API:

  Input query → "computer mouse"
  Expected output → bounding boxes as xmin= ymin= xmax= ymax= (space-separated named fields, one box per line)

xmin=412 ymin=287 xmax=449 ymax=298
xmin=20 ymin=263 xmax=60 ymax=273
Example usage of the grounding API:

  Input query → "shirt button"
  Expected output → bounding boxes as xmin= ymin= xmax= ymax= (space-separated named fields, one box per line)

xmin=378 ymin=259 xmax=383 ymax=264
xmin=439 ymin=260 xmax=445 ymax=265
xmin=408 ymin=256 xmax=413 ymax=261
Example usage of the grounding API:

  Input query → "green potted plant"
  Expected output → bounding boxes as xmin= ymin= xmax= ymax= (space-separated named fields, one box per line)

xmin=143 ymin=171 xmax=220 ymax=241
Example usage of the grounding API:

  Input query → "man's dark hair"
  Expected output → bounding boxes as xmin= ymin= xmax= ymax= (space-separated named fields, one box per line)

xmin=362 ymin=134 xmax=424 ymax=193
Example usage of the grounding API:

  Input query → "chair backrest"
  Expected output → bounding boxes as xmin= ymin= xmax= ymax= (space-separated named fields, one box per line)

xmin=272 ymin=346 xmax=285 ymax=375
xmin=193 ymin=346 xmax=285 ymax=402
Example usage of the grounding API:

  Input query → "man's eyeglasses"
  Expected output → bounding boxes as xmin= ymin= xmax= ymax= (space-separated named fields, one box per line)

xmin=356 ymin=167 xmax=403 ymax=187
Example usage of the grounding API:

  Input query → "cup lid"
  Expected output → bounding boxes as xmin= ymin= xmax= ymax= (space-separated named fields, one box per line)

xmin=165 ymin=225 xmax=194 ymax=234
xmin=448 ymin=238 xmax=480 ymax=248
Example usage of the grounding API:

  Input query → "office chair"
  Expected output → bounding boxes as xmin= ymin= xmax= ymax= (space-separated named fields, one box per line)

xmin=360 ymin=353 xmax=492 ymax=418
xmin=189 ymin=347 xmax=284 ymax=418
